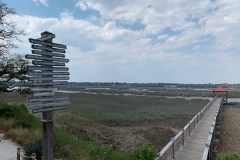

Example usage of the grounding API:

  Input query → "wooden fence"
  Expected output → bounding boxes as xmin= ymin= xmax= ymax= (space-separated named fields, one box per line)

xmin=157 ymin=96 xmax=218 ymax=160
xmin=202 ymin=95 xmax=223 ymax=160
xmin=17 ymin=148 xmax=37 ymax=160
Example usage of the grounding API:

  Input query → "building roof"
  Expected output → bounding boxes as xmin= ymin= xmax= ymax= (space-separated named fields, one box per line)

xmin=212 ymin=86 xmax=228 ymax=92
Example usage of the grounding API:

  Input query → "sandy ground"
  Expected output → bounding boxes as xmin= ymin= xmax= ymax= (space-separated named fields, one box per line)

xmin=0 ymin=134 xmax=21 ymax=160
xmin=218 ymin=107 xmax=240 ymax=154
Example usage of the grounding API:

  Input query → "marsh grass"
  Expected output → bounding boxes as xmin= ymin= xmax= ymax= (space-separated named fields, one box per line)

xmin=58 ymin=86 xmax=215 ymax=97
xmin=64 ymin=93 xmax=209 ymax=128
xmin=0 ymin=100 xmax=134 ymax=159
xmin=0 ymin=91 xmax=211 ymax=159
xmin=6 ymin=127 xmax=41 ymax=146
xmin=53 ymin=128 xmax=131 ymax=160
xmin=0 ymin=118 xmax=14 ymax=132
xmin=217 ymin=153 xmax=240 ymax=160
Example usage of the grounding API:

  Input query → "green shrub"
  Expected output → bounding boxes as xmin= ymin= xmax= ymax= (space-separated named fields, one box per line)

xmin=0 ymin=101 xmax=28 ymax=119
xmin=23 ymin=141 xmax=42 ymax=160
xmin=217 ymin=153 xmax=240 ymax=160
xmin=0 ymin=101 xmax=41 ymax=129
xmin=13 ymin=113 xmax=36 ymax=128
xmin=133 ymin=143 xmax=157 ymax=160
xmin=89 ymin=143 xmax=115 ymax=160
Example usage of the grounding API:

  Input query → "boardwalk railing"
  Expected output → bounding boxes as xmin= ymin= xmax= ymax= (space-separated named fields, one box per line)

xmin=202 ymin=96 xmax=223 ymax=160
xmin=158 ymin=96 xmax=218 ymax=160
xmin=17 ymin=148 xmax=37 ymax=160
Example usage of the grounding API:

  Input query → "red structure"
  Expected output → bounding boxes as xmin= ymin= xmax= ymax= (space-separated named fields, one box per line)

xmin=212 ymin=86 xmax=228 ymax=102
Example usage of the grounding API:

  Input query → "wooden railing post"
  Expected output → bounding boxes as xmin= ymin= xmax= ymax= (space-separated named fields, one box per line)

xmin=188 ymin=122 xmax=191 ymax=135
xmin=157 ymin=97 xmax=218 ymax=160
xmin=32 ymin=153 xmax=36 ymax=160
xmin=194 ymin=119 xmax=196 ymax=129
xmin=197 ymin=114 xmax=199 ymax=124
xmin=17 ymin=148 xmax=20 ymax=160
xmin=171 ymin=138 xmax=175 ymax=159
xmin=182 ymin=128 xmax=185 ymax=146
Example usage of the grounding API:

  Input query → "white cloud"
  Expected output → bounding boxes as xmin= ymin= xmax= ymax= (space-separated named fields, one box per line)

xmin=30 ymin=0 xmax=48 ymax=6
xmin=75 ymin=0 xmax=240 ymax=51
xmin=193 ymin=45 xmax=201 ymax=51
xmin=157 ymin=34 xmax=168 ymax=40
xmin=76 ymin=1 xmax=88 ymax=10
xmin=11 ymin=0 xmax=240 ymax=83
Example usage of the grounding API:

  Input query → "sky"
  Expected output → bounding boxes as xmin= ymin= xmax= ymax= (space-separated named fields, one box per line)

xmin=5 ymin=0 xmax=240 ymax=84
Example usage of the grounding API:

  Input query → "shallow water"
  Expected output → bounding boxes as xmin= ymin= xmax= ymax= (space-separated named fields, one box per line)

xmin=57 ymin=90 xmax=240 ymax=103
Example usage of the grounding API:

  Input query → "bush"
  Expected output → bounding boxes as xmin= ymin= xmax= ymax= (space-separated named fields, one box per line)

xmin=217 ymin=153 xmax=240 ymax=160
xmin=23 ymin=141 xmax=42 ymax=160
xmin=133 ymin=143 xmax=157 ymax=160
xmin=6 ymin=127 xmax=41 ymax=146
xmin=89 ymin=143 xmax=115 ymax=160
xmin=0 ymin=101 xmax=41 ymax=129
xmin=0 ymin=118 xmax=14 ymax=132
xmin=13 ymin=113 xmax=36 ymax=128
xmin=0 ymin=101 xmax=28 ymax=119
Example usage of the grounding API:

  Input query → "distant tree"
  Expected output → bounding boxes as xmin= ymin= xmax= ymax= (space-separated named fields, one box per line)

xmin=0 ymin=2 xmax=31 ymax=95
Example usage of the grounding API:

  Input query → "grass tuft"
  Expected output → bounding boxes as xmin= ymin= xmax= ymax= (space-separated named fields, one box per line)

xmin=0 ymin=118 xmax=14 ymax=132
xmin=6 ymin=127 xmax=41 ymax=146
xmin=217 ymin=153 xmax=240 ymax=160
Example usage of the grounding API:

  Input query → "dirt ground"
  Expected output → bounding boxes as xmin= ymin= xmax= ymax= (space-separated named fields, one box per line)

xmin=218 ymin=106 xmax=240 ymax=154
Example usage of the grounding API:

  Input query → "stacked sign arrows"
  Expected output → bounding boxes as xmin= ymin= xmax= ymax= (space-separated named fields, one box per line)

xmin=25 ymin=36 xmax=70 ymax=113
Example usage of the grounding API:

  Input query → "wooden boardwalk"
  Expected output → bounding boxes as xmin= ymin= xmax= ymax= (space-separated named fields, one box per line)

xmin=175 ymin=98 xmax=221 ymax=160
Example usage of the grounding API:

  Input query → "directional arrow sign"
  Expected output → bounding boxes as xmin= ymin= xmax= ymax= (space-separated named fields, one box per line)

xmin=28 ymin=76 xmax=69 ymax=81
xmin=33 ymin=92 xmax=56 ymax=97
xmin=32 ymin=45 xmax=65 ymax=53
xmin=32 ymin=106 xmax=66 ymax=113
xmin=29 ymin=38 xmax=66 ymax=49
xmin=27 ymin=66 xmax=69 ymax=71
xmin=32 ymin=50 xmax=65 ymax=58
xmin=31 ymin=81 xmax=68 ymax=86
xmin=25 ymin=54 xmax=69 ymax=63
xmin=28 ymin=72 xmax=69 ymax=76
xmin=28 ymin=96 xmax=70 ymax=102
xmin=32 ymin=60 xmax=65 ymax=66
xmin=26 ymin=100 xmax=70 ymax=108
xmin=31 ymin=88 xmax=57 ymax=92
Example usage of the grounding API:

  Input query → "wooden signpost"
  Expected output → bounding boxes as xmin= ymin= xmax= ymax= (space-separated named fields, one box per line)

xmin=25 ymin=31 xmax=70 ymax=160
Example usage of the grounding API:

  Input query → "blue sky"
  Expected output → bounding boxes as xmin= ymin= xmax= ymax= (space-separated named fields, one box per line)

xmin=5 ymin=0 xmax=240 ymax=84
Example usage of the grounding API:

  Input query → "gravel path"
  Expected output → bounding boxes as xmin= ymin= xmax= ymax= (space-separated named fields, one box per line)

xmin=0 ymin=134 xmax=21 ymax=160
xmin=218 ymin=107 xmax=240 ymax=154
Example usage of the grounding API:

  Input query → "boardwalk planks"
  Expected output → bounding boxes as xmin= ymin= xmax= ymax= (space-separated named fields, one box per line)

xmin=158 ymin=97 xmax=220 ymax=160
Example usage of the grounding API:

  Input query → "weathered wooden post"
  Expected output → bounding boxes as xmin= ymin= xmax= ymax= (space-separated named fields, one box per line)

xmin=171 ymin=137 xmax=175 ymax=159
xmin=25 ymin=31 xmax=70 ymax=160
xmin=17 ymin=148 xmax=20 ymax=160
xmin=182 ymin=128 xmax=185 ymax=146
xmin=32 ymin=153 xmax=36 ymax=160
